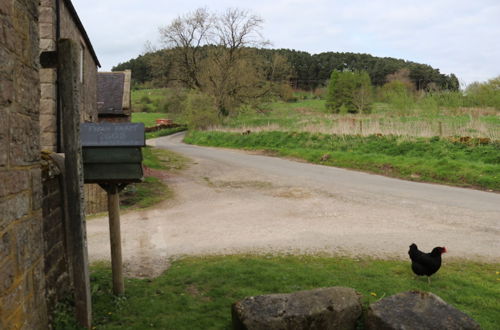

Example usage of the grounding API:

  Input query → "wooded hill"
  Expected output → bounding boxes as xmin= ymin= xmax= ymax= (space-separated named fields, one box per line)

xmin=113 ymin=48 xmax=459 ymax=91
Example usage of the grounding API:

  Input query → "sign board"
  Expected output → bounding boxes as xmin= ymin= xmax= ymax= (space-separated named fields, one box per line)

xmin=80 ymin=123 xmax=145 ymax=184
xmin=81 ymin=123 xmax=145 ymax=147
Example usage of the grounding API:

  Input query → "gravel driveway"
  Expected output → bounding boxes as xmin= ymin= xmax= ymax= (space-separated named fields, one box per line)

xmin=86 ymin=133 xmax=500 ymax=277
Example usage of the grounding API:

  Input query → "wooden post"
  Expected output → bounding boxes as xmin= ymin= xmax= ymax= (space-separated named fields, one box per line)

xmin=107 ymin=184 xmax=124 ymax=295
xmin=438 ymin=121 xmax=443 ymax=136
xmin=58 ymin=39 xmax=92 ymax=328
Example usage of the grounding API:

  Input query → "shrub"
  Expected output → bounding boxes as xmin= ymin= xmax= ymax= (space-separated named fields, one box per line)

xmin=161 ymin=89 xmax=188 ymax=114
xmin=182 ymin=91 xmax=219 ymax=129
xmin=465 ymin=76 xmax=500 ymax=110
xmin=140 ymin=95 xmax=152 ymax=104
xmin=279 ymin=83 xmax=297 ymax=102
xmin=325 ymin=70 xmax=373 ymax=114
xmin=378 ymin=81 xmax=415 ymax=113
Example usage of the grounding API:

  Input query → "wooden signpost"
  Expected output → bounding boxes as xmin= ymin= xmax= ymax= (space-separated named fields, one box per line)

xmin=81 ymin=123 xmax=145 ymax=295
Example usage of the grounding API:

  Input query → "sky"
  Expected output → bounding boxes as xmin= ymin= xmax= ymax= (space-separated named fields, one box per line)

xmin=71 ymin=0 xmax=500 ymax=87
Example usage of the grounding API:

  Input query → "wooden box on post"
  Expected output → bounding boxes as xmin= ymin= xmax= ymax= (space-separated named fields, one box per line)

xmin=80 ymin=123 xmax=145 ymax=183
xmin=80 ymin=122 xmax=145 ymax=296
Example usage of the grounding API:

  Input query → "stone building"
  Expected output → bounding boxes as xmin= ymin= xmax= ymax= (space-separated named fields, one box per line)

xmin=1 ymin=0 xmax=48 ymax=328
xmin=97 ymin=70 xmax=132 ymax=123
xmin=1 ymin=0 xmax=98 ymax=328
xmin=39 ymin=0 xmax=100 ymax=151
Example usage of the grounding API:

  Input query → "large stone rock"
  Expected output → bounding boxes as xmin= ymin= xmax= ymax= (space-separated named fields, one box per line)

xmin=232 ymin=287 xmax=362 ymax=330
xmin=366 ymin=291 xmax=480 ymax=330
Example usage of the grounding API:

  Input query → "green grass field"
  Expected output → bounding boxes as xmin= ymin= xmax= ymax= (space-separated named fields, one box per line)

xmin=131 ymin=112 xmax=168 ymax=127
xmin=83 ymin=256 xmax=500 ymax=329
xmin=222 ymin=99 xmax=499 ymax=140
xmin=131 ymin=88 xmax=170 ymax=113
xmin=131 ymin=88 xmax=499 ymax=139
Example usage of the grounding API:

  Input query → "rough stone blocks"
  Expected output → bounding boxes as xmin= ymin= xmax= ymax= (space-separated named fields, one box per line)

xmin=366 ymin=291 xmax=480 ymax=330
xmin=9 ymin=112 xmax=40 ymax=166
xmin=232 ymin=287 xmax=362 ymax=330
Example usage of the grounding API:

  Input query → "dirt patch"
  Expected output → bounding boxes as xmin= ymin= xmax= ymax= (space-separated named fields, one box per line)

xmin=271 ymin=187 xmax=313 ymax=199
xmin=205 ymin=178 xmax=274 ymax=190
xmin=144 ymin=166 xmax=172 ymax=180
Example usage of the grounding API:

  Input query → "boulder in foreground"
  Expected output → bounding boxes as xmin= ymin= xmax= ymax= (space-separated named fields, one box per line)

xmin=232 ymin=286 xmax=362 ymax=330
xmin=366 ymin=290 xmax=480 ymax=330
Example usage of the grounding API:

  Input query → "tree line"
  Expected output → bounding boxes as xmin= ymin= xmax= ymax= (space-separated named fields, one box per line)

xmin=113 ymin=46 xmax=459 ymax=92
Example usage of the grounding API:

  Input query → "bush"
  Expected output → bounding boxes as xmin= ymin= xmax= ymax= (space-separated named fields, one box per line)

xmin=279 ymin=83 xmax=297 ymax=102
xmin=325 ymin=70 xmax=373 ymax=113
xmin=182 ymin=91 xmax=219 ymax=129
xmin=140 ymin=95 xmax=152 ymax=104
xmin=160 ymin=89 xmax=188 ymax=113
xmin=378 ymin=81 xmax=415 ymax=113
xmin=426 ymin=91 xmax=465 ymax=109
xmin=465 ymin=76 xmax=500 ymax=109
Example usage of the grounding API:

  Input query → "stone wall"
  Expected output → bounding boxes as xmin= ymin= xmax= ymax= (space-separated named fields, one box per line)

xmin=41 ymin=153 xmax=72 ymax=320
xmin=38 ymin=0 xmax=98 ymax=151
xmin=59 ymin=0 xmax=98 ymax=123
xmin=38 ymin=0 xmax=58 ymax=151
xmin=0 ymin=0 xmax=49 ymax=328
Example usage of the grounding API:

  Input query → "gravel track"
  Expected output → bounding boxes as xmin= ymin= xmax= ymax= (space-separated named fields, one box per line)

xmin=86 ymin=133 xmax=500 ymax=277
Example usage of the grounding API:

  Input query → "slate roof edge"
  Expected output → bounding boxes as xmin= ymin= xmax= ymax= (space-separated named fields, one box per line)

xmin=62 ymin=0 xmax=101 ymax=67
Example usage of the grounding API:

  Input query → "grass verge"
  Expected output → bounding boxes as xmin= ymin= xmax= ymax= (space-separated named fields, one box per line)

xmin=120 ymin=176 xmax=172 ymax=210
xmin=87 ymin=255 xmax=500 ymax=329
xmin=184 ymin=131 xmax=500 ymax=191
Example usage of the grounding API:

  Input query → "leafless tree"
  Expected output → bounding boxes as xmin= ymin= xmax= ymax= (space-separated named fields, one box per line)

xmin=159 ymin=8 xmax=288 ymax=116
xmin=159 ymin=8 xmax=213 ymax=88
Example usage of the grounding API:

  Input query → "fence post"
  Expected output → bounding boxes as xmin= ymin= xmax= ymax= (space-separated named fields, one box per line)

xmin=107 ymin=184 xmax=124 ymax=295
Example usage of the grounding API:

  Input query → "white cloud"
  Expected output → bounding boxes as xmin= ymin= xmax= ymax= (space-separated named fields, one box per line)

xmin=72 ymin=0 xmax=500 ymax=84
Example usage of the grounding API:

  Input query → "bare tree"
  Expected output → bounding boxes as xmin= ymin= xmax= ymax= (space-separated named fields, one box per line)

xmin=159 ymin=8 xmax=213 ymax=88
xmin=158 ymin=8 xmax=279 ymax=116
xmin=214 ymin=9 xmax=268 ymax=51
xmin=203 ymin=8 xmax=269 ymax=115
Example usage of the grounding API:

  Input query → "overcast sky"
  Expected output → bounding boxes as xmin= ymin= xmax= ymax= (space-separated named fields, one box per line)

xmin=72 ymin=0 xmax=499 ymax=87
